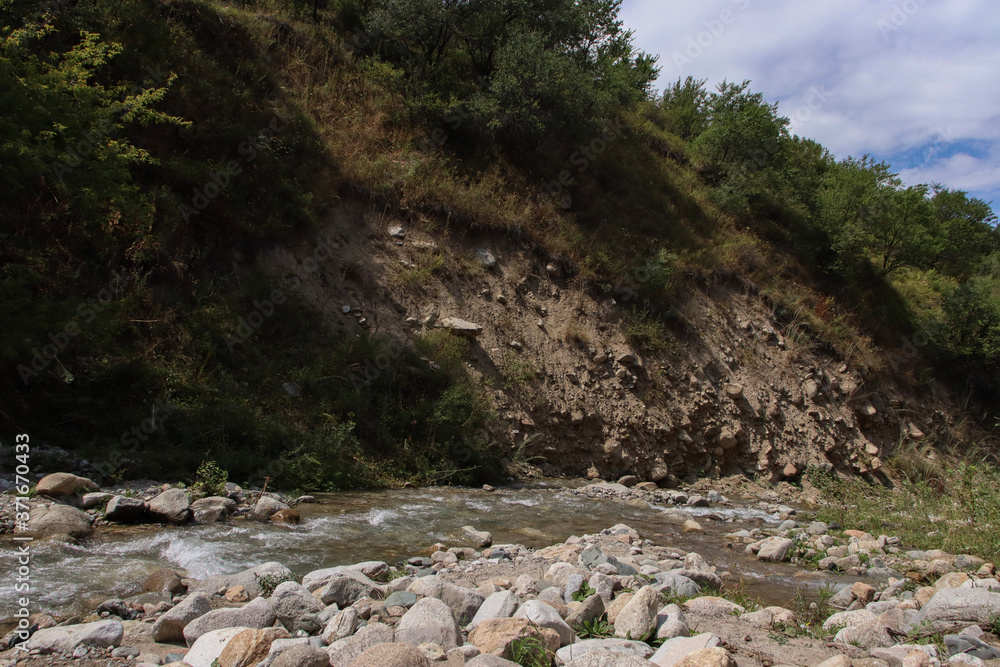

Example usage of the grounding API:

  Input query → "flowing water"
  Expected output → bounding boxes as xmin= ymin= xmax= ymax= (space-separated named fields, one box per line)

xmin=0 ymin=481 xmax=852 ymax=620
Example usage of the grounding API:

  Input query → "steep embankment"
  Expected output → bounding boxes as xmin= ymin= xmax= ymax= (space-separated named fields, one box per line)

xmin=257 ymin=196 xmax=959 ymax=484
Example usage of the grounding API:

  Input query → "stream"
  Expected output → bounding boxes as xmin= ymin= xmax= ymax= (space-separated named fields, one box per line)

xmin=0 ymin=481 xmax=852 ymax=620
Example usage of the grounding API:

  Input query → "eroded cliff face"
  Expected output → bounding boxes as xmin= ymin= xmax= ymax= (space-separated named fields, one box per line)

xmin=260 ymin=198 xmax=960 ymax=483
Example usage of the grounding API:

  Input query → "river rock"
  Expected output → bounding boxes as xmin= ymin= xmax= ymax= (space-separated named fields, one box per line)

xmin=655 ymin=572 xmax=700 ymax=599
xmin=904 ymin=588 xmax=1000 ymax=633
xmin=326 ymin=622 xmax=395 ymax=666
xmin=270 ymin=581 xmax=324 ymax=634
xmin=567 ymin=649 xmax=652 ymax=666
xmin=740 ymin=606 xmax=797 ymax=628
xmin=191 ymin=496 xmax=237 ymax=523
xmin=35 ymin=472 xmax=99 ymax=497
xmin=467 ymin=618 xmax=544 ymax=656
xmin=317 ymin=569 xmax=380 ymax=607
xmin=672 ymin=646 xmax=736 ymax=667
xmin=183 ymin=597 xmax=277 ymax=645
xmin=348 ymin=642 xmax=431 ymax=667
xmin=217 ymin=627 xmax=290 ymax=667
xmin=21 ymin=502 xmax=93 ymax=539
xmin=466 ymin=656 xmax=519 ymax=667
xmin=441 ymin=582 xmax=485 ymax=625
xmin=271 ymin=508 xmax=301 ymax=525
xmin=185 ymin=626 xmax=250 ymax=667
xmin=143 ymin=569 xmax=186 ymax=595
xmin=469 ymin=590 xmax=519 ymax=629
xmin=270 ymin=644 xmax=331 ymax=667
xmin=566 ymin=591 xmax=606 ymax=627
xmin=514 ymin=600 xmax=573 ymax=646
xmin=683 ymin=597 xmax=744 ymax=616
xmin=254 ymin=496 xmax=290 ymax=519
xmin=395 ymin=597 xmax=462 ymax=650
xmin=105 ymin=495 xmax=147 ymax=522
xmin=656 ymin=604 xmax=689 ymax=640
xmin=756 ymin=536 xmax=794 ymax=562
xmin=555 ymin=638 xmax=654 ymax=662
xmin=615 ymin=585 xmax=660 ymax=639
xmin=148 ymin=488 xmax=191 ymax=524
xmin=347 ymin=560 xmax=391 ymax=582
xmin=649 ymin=632 xmax=722 ymax=667
xmin=151 ymin=592 xmax=212 ymax=642
xmin=463 ymin=526 xmax=493 ymax=548
xmin=193 ymin=562 xmax=294 ymax=599
xmin=323 ymin=607 xmax=360 ymax=643
xmin=81 ymin=492 xmax=112 ymax=509
xmin=23 ymin=619 xmax=123 ymax=653
xmin=945 ymin=633 xmax=1000 ymax=660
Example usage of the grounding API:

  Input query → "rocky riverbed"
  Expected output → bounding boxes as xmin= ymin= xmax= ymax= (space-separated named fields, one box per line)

xmin=2 ymin=474 xmax=1000 ymax=667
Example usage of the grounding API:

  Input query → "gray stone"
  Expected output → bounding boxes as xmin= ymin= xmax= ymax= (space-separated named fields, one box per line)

xmin=513 ymin=600 xmax=574 ymax=646
xmin=469 ymin=590 xmax=519 ymax=629
xmin=22 ymin=502 xmax=93 ymax=538
xmin=385 ymin=591 xmax=418 ymax=608
xmin=184 ymin=626 xmax=249 ymax=667
xmin=555 ymin=638 xmax=654 ymax=663
xmin=566 ymin=591 xmax=605 ymax=627
xmin=270 ymin=581 xmax=324 ymax=634
xmin=467 ymin=655 xmax=519 ymax=667
xmin=322 ymin=607 xmax=360 ymax=644
xmin=463 ymin=526 xmax=493 ymax=548
xmin=757 ymin=537 xmax=794 ymax=562
xmin=23 ymin=620 xmax=123 ymax=653
xmin=904 ymin=588 xmax=1000 ymax=634
xmin=254 ymin=495 xmax=290 ymax=519
xmin=656 ymin=603 xmax=689 ymax=640
xmin=191 ymin=496 xmax=237 ymax=524
xmin=945 ymin=633 xmax=1000 ymax=660
xmin=105 ymin=495 xmax=147 ymax=522
xmin=81 ymin=492 xmax=112 ymax=509
xmin=151 ymin=592 xmax=212 ymax=642
xmin=317 ymin=569 xmax=380 ymax=607
xmin=395 ymin=597 xmax=462 ymax=650
xmin=649 ymin=632 xmax=722 ymax=667
xmin=654 ymin=571 xmax=700 ymax=599
xmin=270 ymin=644 xmax=331 ymax=667
xmin=614 ymin=585 xmax=660 ymax=639
xmin=326 ymin=622 xmax=395 ymax=666
xmin=441 ymin=582 xmax=485 ymax=626
xmin=566 ymin=649 xmax=652 ymax=667
xmin=148 ymin=488 xmax=191 ymax=524
xmin=440 ymin=317 xmax=483 ymax=337
xmin=183 ymin=596 xmax=276 ymax=646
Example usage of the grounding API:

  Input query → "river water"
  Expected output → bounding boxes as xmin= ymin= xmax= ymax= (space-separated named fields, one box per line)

xmin=0 ymin=481 xmax=846 ymax=620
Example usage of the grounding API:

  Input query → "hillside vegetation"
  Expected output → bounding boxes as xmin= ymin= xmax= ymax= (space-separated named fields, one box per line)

xmin=1 ymin=0 xmax=997 ymax=489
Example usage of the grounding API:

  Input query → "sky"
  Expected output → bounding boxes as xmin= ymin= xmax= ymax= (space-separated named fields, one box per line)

xmin=619 ymin=0 xmax=1000 ymax=208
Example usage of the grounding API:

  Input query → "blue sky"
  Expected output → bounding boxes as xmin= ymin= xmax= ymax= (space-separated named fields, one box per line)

xmin=620 ymin=0 xmax=1000 ymax=208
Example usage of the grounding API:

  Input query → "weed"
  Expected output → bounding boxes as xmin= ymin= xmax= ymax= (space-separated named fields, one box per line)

xmin=506 ymin=635 xmax=548 ymax=667
xmin=194 ymin=459 xmax=229 ymax=497
xmin=574 ymin=617 xmax=614 ymax=639
xmin=572 ymin=581 xmax=596 ymax=603
xmin=254 ymin=571 xmax=294 ymax=598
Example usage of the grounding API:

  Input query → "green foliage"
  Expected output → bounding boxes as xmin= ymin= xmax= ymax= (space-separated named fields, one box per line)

xmin=574 ymin=617 xmax=614 ymax=639
xmin=194 ymin=459 xmax=229 ymax=496
xmin=506 ymin=635 xmax=548 ymax=667
xmin=254 ymin=571 xmax=294 ymax=598
xmin=572 ymin=580 xmax=595 ymax=602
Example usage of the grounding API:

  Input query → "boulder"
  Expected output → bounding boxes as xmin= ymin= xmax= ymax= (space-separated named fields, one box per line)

xmin=148 ymin=488 xmax=191 ymax=524
xmin=467 ymin=617 xmax=544 ymax=657
xmin=326 ymin=622 xmax=395 ymax=666
xmin=270 ymin=644 xmax=331 ymax=667
xmin=270 ymin=581 xmax=324 ymax=634
xmin=470 ymin=590 xmax=519 ymax=629
xmin=322 ymin=607 xmax=360 ymax=644
xmin=463 ymin=526 xmax=493 ymax=548
xmin=348 ymin=642 xmax=432 ymax=667
xmin=254 ymin=496 xmax=290 ymax=519
xmin=217 ymin=627 xmax=290 ymax=667
xmin=81 ymin=492 xmax=112 ymax=509
xmin=567 ymin=649 xmax=652 ymax=666
xmin=271 ymin=509 xmax=301 ymax=525
xmin=441 ymin=582 xmax=485 ymax=626
xmin=395 ymin=597 xmax=462 ymax=650
xmin=656 ymin=604 xmax=689 ymax=640
xmin=151 ymin=592 xmax=212 ymax=642
xmin=317 ymin=569 xmax=380 ymax=607
xmin=514 ymin=600 xmax=574 ymax=646
xmin=566 ymin=592 xmax=606 ymax=627
xmin=614 ymin=585 xmax=660 ymax=640
xmin=105 ymin=495 xmax=147 ymax=522
xmin=649 ymin=632 xmax=722 ymax=667
xmin=183 ymin=597 xmax=277 ymax=646
xmin=191 ymin=496 xmax=237 ymax=524
xmin=740 ymin=606 xmax=797 ymax=628
xmin=35 ymin=472 xmax=99 ymax=497
xmin=23 ymin=619 xmax=122 ymax=653
xmin=555 ymin=638 xmax=654 ymax=663
xmin=672 ymin=647 xmax=736 ymax=667
xmin=904 ymin=588 xmax=1000 ymax=634
xmin=22 ymin=502 xmax=93 ymax=539
xmin=185 ymin=627 xmax=250 ymax=667
xmin=756 ymin=537 xmax=794 ymax=562
xmin=143 ymin=569 xmax=186 ymax=595
xmin=682 ymin=597 xmax=744 ymax=616
xmin=467 ymin=655 xmax=520 ymax=667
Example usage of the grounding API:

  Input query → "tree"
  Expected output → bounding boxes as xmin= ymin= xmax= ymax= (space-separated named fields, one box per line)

xmin=929 ymin=186 xmax=999 ymax=279
xmin=657 ymin=76 xmax=708 ymax=140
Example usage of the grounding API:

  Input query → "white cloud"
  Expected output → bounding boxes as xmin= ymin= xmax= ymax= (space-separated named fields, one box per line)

xmin=621 ymin=0 xmax=1000 ymax=203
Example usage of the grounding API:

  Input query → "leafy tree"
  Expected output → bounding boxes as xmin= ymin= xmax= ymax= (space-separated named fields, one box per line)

xmin=929 ymin=186 xmax=1000 ymax=279
xmin=656 ymin=76 xmax=709 ymax=140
